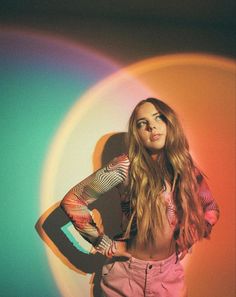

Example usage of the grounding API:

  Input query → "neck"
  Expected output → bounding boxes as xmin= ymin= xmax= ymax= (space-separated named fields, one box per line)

xmin=151 ymin=153 xmax=158 ymax=160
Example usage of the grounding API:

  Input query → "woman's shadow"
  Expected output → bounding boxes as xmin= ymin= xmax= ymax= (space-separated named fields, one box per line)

xmin=35 ymin=132 xmax=127 ymax=297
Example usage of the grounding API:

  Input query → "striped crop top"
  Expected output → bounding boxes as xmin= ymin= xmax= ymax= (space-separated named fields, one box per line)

xmin=60 ymin=154 xmax=219 ymax=255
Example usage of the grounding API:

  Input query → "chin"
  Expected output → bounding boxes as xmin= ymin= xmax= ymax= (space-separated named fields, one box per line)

xmin=147 ymin=147 xmax=164 ymax=155
xmin=151 ymin=145 xmax=165 ymax=151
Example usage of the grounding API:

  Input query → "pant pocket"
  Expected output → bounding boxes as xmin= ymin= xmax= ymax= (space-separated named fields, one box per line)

xmin=102 ymin=261 xmax=117 ymax=277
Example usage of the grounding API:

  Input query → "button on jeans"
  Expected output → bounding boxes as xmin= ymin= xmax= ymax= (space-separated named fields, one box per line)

xmin=101 ymin=253 xmax=187 ymax=297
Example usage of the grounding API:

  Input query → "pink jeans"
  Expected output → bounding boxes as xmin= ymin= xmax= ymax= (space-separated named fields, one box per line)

xmin=101 ymin=253 xmax=187 ymax=297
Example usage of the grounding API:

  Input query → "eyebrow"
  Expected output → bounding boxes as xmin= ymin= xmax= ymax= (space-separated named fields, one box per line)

xmin=136 ymin=112 xmax=160 ymax=122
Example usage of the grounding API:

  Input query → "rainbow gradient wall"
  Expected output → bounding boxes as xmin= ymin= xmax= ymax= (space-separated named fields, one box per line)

xmin=0 ymin=15 xmax=235 ymax=297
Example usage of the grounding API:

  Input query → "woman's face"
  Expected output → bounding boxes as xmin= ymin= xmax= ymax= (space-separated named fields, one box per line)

xmin=135 ymin=102 xmax=167 ymax=155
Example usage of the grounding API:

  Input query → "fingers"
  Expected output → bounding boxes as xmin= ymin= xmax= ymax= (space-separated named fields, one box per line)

xmin=107 ymin=241 xmax=131 ymax=259
xmin=178 ymin=247 xmax=192 ymax=260
xmin=178 ymin=250 xmax=188 ymax=260
xmin=114 ymin=241 xmax=131 ymax=258
xmin=107 ymin=249 xmax=131 ymax=258
xmin=119 ymin=251 xmax=132 ymax=258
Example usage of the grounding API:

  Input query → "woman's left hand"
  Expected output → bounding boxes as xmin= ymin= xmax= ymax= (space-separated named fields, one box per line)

xmin=177 ymin=246 xmax=192 ymax=260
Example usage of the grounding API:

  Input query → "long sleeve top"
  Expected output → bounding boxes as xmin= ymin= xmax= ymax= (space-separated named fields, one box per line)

xmin=60 ymin=154 xmax=219 ymax=255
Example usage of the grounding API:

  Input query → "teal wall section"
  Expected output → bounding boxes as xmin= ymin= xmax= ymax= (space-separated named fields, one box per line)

xmin=0 ymin=30 xmax=118 ymax=297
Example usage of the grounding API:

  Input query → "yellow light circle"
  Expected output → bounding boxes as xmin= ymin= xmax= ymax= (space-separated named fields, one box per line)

xmin=40 ymin=53 xmax=235 ymax=297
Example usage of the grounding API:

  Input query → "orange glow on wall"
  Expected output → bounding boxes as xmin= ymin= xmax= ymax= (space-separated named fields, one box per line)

xmin=40 ymin=53 xmax=235 ymax=297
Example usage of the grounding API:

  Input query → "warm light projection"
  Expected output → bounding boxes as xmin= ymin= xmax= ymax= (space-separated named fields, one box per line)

xmin=40 ymin=69 xmax=152 ymax=297
xmin=41 ymin=54 xmax=235 ymax=297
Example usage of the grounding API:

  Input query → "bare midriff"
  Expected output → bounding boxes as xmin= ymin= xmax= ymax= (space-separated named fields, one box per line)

xmin=127 ymin=225 xmax=176 ymax=261
xmin=121 ymin=182 xmax=176 ymax=261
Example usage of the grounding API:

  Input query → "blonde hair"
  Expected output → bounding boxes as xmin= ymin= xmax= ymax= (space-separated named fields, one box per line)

xmin=125 ymin=98 xmax=205 ymax=249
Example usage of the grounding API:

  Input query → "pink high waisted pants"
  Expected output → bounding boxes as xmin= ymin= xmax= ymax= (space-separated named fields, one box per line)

xmin=101 ymin=253 xmax=187 ymax=297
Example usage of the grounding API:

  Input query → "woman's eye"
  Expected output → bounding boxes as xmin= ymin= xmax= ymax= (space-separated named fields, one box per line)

xmin=137 ymin=121 xmax=147 ymax=129
xmin=155 ymin=115 xmax=162 ymax=121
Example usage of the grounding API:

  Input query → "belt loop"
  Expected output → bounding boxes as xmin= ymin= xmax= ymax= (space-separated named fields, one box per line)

xmin=160 ymin=262 xmax=164 ymax=273
xmin=128 ymin=257 xmax=132 ymax=268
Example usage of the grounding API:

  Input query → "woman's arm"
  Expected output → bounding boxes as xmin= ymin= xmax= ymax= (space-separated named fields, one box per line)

xmin=60 ymin=154 xmax=130 ymax=256
xmin=176 ymin=171 xmax=220 ymax=260
xmin=197 ymin=173 xmax=220 ymax=237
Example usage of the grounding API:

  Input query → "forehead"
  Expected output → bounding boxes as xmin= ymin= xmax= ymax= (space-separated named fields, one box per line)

xmin=135 ymin=102 xmax=158 ymax=119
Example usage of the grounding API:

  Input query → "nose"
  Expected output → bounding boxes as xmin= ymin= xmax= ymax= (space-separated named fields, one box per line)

xmin=147 ymin=123 xmax=156 ymax=131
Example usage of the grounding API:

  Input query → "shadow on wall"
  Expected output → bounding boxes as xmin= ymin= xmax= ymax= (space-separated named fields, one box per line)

xmin=35 ymin=132 xmax=128 ymax=297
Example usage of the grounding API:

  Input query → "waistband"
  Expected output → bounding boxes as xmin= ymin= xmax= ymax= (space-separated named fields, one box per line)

xmin=128 ymin=253 xmax=177 ymax=270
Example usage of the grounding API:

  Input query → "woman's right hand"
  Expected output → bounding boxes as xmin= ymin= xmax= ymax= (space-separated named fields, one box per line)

xmin=108 ymin=241 xmax=132 ymax=258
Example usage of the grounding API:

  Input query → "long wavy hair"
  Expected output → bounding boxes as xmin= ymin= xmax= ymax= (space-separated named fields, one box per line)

xmin=125 ymin=98 xmax=205 ymax=249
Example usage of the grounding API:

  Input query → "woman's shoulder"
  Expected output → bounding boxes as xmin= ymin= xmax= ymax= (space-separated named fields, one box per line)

xmin=103 ymin=153 xmax=130 ymax=183
xmin=108 ymin=153 xmax=130 ymax=169
xmin=112 ymin=153 xmax=130 ymax=163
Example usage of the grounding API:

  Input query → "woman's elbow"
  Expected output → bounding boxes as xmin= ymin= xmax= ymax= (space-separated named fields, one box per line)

xmin=204 ymin=209 xmax=219 ymax=226
xmin=60 ymin=191 xmax=74 ymax=211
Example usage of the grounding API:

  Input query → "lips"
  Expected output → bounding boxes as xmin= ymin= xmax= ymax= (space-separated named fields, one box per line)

xmin=150 ymin=134 xmax=161 ymax=141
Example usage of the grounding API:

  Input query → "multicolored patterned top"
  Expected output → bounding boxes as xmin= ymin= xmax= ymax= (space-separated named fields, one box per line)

xmin=60 ymin=154 xmax=219 ymax=255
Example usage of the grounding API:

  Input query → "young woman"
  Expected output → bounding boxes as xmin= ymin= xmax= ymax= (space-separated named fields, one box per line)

xmin=61 ymin=98 xmax=219 ymax=297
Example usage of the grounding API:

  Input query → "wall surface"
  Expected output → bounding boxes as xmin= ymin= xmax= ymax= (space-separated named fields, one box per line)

xmin=0 ymin=1 xmax=235 ymax=297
